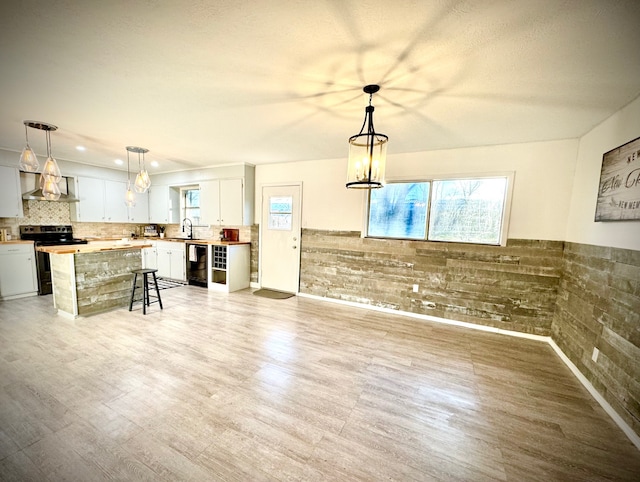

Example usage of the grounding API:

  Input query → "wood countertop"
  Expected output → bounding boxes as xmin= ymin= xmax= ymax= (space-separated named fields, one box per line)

xmin=180 ymin=240 xmax=250 ymax=246
xmin=37 ymin=242 xmax=153 ymax=255
xmin=0 ymin=240 xmax=34 ymax=245
xmin=82 ymin=237 xmax=250 ymax=246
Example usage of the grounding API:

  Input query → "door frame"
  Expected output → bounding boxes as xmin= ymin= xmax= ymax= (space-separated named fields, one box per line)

xmin=258 ymin=182 xmax=303 ymax=292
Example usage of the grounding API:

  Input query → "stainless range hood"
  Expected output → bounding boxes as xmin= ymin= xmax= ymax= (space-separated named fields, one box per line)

xmin=20 ymin=173 xmax=79 ymax=202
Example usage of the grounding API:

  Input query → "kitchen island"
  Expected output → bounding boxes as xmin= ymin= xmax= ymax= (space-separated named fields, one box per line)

xmin=38 ymin=242 xmax=152 ymax=318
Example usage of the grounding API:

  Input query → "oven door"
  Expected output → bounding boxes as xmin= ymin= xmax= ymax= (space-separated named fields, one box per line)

xmin=35 ymin=249 xmax=52 ymax=295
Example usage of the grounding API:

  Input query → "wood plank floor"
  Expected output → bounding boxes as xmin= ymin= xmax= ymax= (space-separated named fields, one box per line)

xmin=0 ymin=286 xmax=639 ymax=481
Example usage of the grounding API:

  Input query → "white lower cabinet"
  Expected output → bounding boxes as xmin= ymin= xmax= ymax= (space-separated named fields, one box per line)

xmin=156 ymin=241 xmax=186 ymax=281
xmin=142 ymin=244 xmax=157 ymax=270
xmin=208 ymin=244 xmax=250 ymax=292
xmin=0 ymin=244 xmax=38 ymax=300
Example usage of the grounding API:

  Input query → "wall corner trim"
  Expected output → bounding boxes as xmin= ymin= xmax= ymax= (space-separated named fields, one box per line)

xmin=297 ymin=293 xmax=640 ymax=451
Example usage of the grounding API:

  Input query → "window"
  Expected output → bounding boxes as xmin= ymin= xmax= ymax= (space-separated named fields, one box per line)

xmin=181 ymin=186 xmax=201 ymax=225
xmin=367 ymin=175 xmax=511 ymax=245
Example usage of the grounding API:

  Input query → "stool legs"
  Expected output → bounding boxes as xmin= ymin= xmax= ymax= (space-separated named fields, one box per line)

xmin=129 ymin=270 xmax=163 ymax=315
xmin=129 ymin=272 xmax=138 ymax=312
xmin=151 ymin=271 xmax=163 ymax=310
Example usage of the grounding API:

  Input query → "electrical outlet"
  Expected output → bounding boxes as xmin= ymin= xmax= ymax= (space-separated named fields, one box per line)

xmin=592 ymin=347 xmax=599 ymax=363
xmin=412 ymin=284 xmax=419 ymax=293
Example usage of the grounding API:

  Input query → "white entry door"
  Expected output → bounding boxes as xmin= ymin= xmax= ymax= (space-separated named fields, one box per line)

xmin=259 ymin=184 xmax=302 ymax=293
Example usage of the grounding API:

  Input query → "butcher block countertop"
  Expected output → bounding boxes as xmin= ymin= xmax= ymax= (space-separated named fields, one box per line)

xmin=36 ymin=241 xmax=153 ymax=255
xmin=0 ymin=240 xmax=34 ymax=245
xmin=179 ymin=239 xmax=250 ymax=245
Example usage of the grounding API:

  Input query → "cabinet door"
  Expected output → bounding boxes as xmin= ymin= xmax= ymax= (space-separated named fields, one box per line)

xmin=74 ymin=177 xmax=106 ymax=222
xmin=199 ymin=180 xmax=221 ymax=225
xmin=0 ymin=166 xmax=23 ymax=218
xmin=129 ymin=190 xmax=149 ymax=223
xmin=104 ymin=180 xmax=128 ymax=223
xmin=156 ymin=248 xmax=172 ymax=278
xmin=142 ymin=247 xmax=157 ymax=270
xmin=170 ymin=250 xmax=186 ymax=281
xmin=149 ymin=185 xmax=170 ymax=223
xmin=0 ymin=249 xmax=37 ymax=297
xmin=219 ymin=179 xmax=243 ymax=225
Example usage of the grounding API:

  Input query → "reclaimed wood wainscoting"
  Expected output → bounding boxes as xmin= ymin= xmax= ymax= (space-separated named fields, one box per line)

xmin=300 ymin=230 xmax=563 ymax=336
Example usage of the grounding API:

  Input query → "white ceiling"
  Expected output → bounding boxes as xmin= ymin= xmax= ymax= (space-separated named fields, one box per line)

xmin=1 ymin=0 xmax=640 ymax=174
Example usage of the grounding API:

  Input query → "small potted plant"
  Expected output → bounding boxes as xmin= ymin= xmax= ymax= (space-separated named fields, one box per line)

xmin=158 ymin=226 xmax=165 ymax=238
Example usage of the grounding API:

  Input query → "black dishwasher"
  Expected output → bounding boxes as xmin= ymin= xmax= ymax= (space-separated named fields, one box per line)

xmin=186 ymin=243 xmax=208 ymax=287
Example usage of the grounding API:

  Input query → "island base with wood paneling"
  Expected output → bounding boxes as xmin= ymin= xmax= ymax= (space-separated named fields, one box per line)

xmin=49 ymin=248 xmax=143 ymax=318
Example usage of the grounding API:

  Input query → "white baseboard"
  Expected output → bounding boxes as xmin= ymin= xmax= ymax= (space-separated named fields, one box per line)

xmin=297 ymin=292 xmax=640 ymax=451
xmin=547 ymin=339 xmax=640 ymax=450
xmin=297 ymin=292 xmax=549 ymax=342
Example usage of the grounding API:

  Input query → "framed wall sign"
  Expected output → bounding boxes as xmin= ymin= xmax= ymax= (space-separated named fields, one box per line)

xmin=595 ymin=136 xmax=640 ymax=222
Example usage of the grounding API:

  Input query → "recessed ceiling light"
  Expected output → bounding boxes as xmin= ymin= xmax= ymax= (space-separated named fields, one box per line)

xmin=76 ymin=145 xmax=86 ymax=151
xmin=114 ymin=159 xmax=124 ymax=165
xmin=150 ymin=160 xmax=159 ymax=167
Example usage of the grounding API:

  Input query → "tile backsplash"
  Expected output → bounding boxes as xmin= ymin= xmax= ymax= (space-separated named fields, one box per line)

xmin=0 ymin=200 xmax=72 ymax=239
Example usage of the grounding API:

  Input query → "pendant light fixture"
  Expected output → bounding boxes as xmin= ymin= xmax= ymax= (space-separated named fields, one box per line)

xmin=124 ymin=146 xmax=139 ymax=207
xmin=20 ymin=121 xmax=62 ymax=201
xmin=346 ymin=85 xmax=388 ymax=189
xmin=130 ymin=146 xmax=151 ymax=193
xmin=18 ymin=121 xmax=39 ymax=172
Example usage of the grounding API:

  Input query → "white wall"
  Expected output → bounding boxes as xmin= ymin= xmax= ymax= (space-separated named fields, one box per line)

xmin=255 ymin=139 xmax=579 ymax=240
xmin=565 ymin=96 xmax=640 ymax=250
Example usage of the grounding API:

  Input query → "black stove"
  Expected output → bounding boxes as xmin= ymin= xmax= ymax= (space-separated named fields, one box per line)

xmin=20 ymin=225 xmax=88 ymax=295
xmin=20 ymin=225 xmax=88 ymax=246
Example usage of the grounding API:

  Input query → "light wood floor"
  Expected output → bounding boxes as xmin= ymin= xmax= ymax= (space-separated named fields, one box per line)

xmin=0 ymin=286 xmax=639 ymax=481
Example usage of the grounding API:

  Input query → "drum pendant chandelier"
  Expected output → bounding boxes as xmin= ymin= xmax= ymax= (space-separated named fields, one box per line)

xmin=346 ymin=84 xmax=388 ymax=189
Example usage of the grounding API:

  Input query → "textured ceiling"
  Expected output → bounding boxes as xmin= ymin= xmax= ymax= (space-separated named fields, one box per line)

xmin=1 ymin=0 xmax=640 ymax=174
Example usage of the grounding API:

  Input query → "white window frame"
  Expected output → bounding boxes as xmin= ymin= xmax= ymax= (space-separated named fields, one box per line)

xmin=180 ymin=185 xmax=201 ymax=225
xmin=363 ymin=171 xmax=515 ymax=246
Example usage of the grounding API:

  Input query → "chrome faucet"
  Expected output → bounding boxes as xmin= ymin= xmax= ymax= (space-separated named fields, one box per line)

xmin=182 ymin=218 xmax=193 ymax=239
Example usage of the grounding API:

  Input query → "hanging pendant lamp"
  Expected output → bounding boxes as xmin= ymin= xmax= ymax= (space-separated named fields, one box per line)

xmin=346 ymin=85 xmax=388 ymax=189
xmin=129 ymin=146 xmax=151 ymax=193
xmin=20 ymin=121 xmax=62 ymax=201
xmin=124 ymin=147 xmax=138 ymax=207
xmin=18 ymin=122 xmax=39 ymax=172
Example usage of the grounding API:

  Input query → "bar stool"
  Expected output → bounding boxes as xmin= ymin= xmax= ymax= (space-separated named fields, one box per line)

xmin=129 ymin=268 xmax=163 ymax=315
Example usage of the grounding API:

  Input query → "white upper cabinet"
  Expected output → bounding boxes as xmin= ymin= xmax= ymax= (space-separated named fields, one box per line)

xmin=0 ymin=166 xmax=24 ymax=218
xmin=71 ymin=176 xmax=105 ymax=222
xmin=128 ymin=189 xmax=149 ymax=223
xmin=104 ymin=180 xmax=128 ymax=223
xmin=200 ymin=178 xmax=243 ymax=226
xmin=148 ymin=185 xmax=180 ymax=224
xmin=71 ymin=177 xmax=133 ymax=223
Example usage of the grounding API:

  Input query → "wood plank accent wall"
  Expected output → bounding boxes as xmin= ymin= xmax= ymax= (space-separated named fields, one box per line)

xmin=552 ymin=242 xmax=640 ymax=437
xmin=300 ymin=230 xmax=563 ymax=336
xmin=74 ymin=250 xmax=141 ymax=316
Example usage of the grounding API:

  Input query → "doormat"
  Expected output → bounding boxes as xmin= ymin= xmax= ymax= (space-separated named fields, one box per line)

xmin=155 ymin=278 xmax=187 ymax=290
xmin=253 ymin=289 xmax=295 ymax=299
